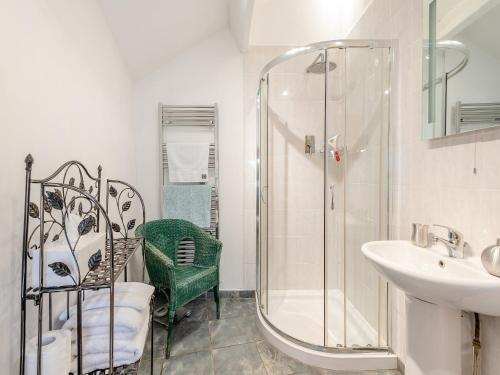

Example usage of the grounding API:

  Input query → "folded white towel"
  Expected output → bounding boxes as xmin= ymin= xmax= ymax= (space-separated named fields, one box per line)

xmin=59 ymin=284 xmax=154 ymax=321
xmin=167 ymin=142 xmax=209 ymax=183
xmin=86 ymin=282 xmax=154 ymax=297
xmin=62 ymin=307 xmax=144 ymax=333
xmin=71 ymin=326 xmax=136 ymax=340
xmin=71 ymin=309 xmax=150 ymax=374
xmin=72 ymin=307 xmax=149 ymax=356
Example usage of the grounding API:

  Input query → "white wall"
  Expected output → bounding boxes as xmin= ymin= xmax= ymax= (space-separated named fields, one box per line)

xmin=249 ymin=0 xmax=374 ymax=46
xmin=134 ymin=29 xmax=246 ymax=290
xmin=0 ymin=0 xmax=135 ymax=373
xmin=348 ymin=1 xmax=500 ymax=374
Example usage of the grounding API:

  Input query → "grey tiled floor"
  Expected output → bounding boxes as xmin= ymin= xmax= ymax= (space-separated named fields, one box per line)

xmin=139 ymin=295 xmax=401 ymax=375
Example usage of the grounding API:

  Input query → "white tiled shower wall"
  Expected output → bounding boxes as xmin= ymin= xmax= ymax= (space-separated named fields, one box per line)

xmin=348 ymin=0 xmax=500 ymax=372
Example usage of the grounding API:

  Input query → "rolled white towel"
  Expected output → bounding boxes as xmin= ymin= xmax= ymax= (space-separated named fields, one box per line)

xmin=62 ymin=307 xmax=144 ymax=333
xmin=59 ymin=287 xmax=153 ymax=321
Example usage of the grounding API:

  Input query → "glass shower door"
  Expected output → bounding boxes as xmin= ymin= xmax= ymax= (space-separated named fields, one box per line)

xmin=257 ymin=76 xmax=269 ymax=314
xmin=325 ymin=46 xmax=390 ymax=349
xmin=324 ymin=47 xmax=346 ymax=348
xmin=265 ymin=51 xmax=326 ymax=346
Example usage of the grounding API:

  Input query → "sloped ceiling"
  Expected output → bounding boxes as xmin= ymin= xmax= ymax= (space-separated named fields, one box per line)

xmin=99 ymin=0 xmax=229 ymax=78
xmin=99 ymin=0 xmax=372 ymax=78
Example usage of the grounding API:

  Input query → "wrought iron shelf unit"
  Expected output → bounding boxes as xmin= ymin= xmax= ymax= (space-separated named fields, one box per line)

xmin=19 ymin=155 xmax=152 ymax=375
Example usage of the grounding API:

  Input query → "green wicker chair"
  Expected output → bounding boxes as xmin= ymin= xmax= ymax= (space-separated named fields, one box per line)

xmin=135 ymin=219 xmax=222 ymax=357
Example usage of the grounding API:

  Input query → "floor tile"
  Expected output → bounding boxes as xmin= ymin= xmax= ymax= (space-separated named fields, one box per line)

xmin=206 ymin=296 xmax=219 ymax=320
xmin=141 ymin=296 xmax=400 ymax=375
xmin=256 ymin=340 xmax=318 ymax=375
xmin=164 ymin=350 xmax=214 ymax=375
xmin=212 ymin=342 xmax=267 ymax=375
xmin=182 ymin=296 xmax=209 ymax=322
xmin=171 ymin=320 xmax=211 ymax=357
xmin=138 ymin=357 xmax=164 ymax=375
xmin=209 ymin=315 xmax=262 ymax=348
xmin=143 ymin=321 xmax=168 ymax=359
xmin=220 ymin=297 xmax=256 ymax=319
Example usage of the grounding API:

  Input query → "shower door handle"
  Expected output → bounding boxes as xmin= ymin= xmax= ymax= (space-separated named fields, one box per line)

xmin=330 ymin=184 xmax=335 ymax=210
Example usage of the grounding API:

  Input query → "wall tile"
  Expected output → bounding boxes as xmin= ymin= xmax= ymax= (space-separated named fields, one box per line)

xmin=349 ymin=0 xmax=500 ymax=372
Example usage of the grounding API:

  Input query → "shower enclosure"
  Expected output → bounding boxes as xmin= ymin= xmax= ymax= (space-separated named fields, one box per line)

xmin=256 ymin=40 xmax=393 ymax=363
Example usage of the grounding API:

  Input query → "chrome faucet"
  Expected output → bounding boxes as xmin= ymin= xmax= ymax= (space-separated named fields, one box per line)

xmin=411 ymin=223 xmax=465 ymax=258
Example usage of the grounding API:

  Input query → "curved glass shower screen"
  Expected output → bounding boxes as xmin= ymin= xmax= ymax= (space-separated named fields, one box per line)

xmin=257 ymin=41 xmax=391 ymax=350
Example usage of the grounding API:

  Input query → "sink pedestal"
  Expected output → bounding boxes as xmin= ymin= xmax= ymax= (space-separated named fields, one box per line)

xmin=405 ymin=296 xmax=463 ymax=375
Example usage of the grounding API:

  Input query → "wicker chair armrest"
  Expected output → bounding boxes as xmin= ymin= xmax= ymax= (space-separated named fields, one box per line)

xmin=193 ymin=228 xmax=223 ymax=268
xmin=145 ymin=241 xmax=176 ymax=290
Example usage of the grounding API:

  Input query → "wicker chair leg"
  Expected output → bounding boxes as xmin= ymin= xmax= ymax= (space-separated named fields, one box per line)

xmin=213 ymin=285 xmax=220 ymax=320
xmin=166 ymin=307 xmax=176 ymax=359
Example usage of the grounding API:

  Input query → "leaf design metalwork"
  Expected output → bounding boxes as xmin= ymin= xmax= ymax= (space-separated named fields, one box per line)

xmin=46 ymin=191 xmax=63 ymax=210
xmin=43 ymin=197 xmax=52 ymax=213
xmin=48 ymin=262 xmax=71 ymax=278
xmin=68 ymin=177 xmax=75 ymax=186
xmin=78 ymin=202 xmax=83 ymax=217
xmin=79 ymin=179 xmax=85 ymax=190
xmin=52 ymin=234 xmax=60 ymax=242
xmin=43 ymin=233 xmax=48 ymax=243
xmin=122 ymin=201 xmax=131 ymax=212
xmin=28 ymin=202 xmax=39 ymax=218
xmin=88 ymin=186 xmax=93 ymax=194
xmin=109 ymin=185 xmax=117 ymax=197
xmin=127 ymin=219 xmax=136 ymax=230
xmin=111 ymin=223 xmax=121 ymax=233
xmin=87 ymin=249 xmax=102 ymax=271
xmin=78 ymin=216 xmax=95 ymax=236
xmin=69 ymin=200 xmax=75 ymax=212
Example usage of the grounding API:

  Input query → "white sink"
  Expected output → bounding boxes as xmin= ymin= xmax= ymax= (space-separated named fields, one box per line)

xmin=362 ymin=240 xmax=500 ymax=316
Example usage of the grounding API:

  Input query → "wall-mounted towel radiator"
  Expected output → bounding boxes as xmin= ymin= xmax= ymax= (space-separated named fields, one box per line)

xmin=159 ymin=104 xmax=219 ymax=264
xmin=455 ymin=101 xmax=500 ymax=133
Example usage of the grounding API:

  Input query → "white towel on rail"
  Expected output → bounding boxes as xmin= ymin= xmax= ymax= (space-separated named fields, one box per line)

xmin=167 ymin=142 xmax=209 ymax=183
xmin=70 ymin=307 xmax=149 ymax=374
xmin=58 ymin=283 xmax=153 ymax=321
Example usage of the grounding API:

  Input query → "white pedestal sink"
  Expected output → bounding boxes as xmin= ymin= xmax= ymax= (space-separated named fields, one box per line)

xmin=362 ymin=240 xmax=500 ymax=375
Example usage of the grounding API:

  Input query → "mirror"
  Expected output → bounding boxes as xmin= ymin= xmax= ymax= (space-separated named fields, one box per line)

xmin=423 ymin=0 xmax=500 ymax=139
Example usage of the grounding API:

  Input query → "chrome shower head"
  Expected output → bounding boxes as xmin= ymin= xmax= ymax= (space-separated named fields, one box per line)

xmin=306 ymin=54 xmax=337 ymax=74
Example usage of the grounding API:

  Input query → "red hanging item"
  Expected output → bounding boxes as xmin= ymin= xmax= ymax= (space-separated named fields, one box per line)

xmin=334 ymin=150 xmax=341 ymax=162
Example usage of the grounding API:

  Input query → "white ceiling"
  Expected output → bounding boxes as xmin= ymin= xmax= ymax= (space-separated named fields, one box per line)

xmin=99 ymin=0 xmax=229 ymax=78
xmin=99 ymin=0 xmax=372 ymax=79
